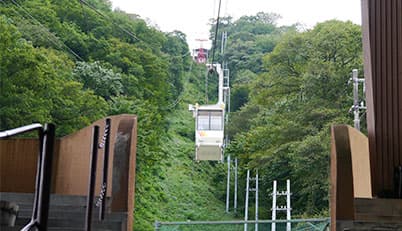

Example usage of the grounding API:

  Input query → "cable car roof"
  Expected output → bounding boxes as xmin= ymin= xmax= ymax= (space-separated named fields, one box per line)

xmin=196 ymin=103 xmax=225 ymax=110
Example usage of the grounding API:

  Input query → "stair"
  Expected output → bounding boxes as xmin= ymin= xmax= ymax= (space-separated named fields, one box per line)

xmin=0 ymin=192 xmax=127 ymax=231
xmin=343 ymin=221 xmax=402 ymax=230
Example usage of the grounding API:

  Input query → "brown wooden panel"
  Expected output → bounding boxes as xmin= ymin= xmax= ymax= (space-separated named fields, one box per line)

xmin=0 ymin=139 xmax=38 ymax=192
xmin=355 ymin=198 xmax=402 ymax=222
xmin=330 ymin=125 xmax=355 ymax=231
xmin=398 ymin=0 xmax=402 ymax=167
xmin=362 ymin=0 xmax=402 ymax=197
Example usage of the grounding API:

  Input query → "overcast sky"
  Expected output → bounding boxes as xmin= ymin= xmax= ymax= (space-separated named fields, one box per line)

xmin=110 ymin=0 xmax=362 ymax=50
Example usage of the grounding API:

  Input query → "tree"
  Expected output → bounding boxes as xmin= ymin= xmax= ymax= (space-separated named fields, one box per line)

xmin=73 ymin=61 xmax=123 ymax=100
xmin=227 ymin=20 xmax=363 ymax=216
xmin=0 ymin=16 xmax=107 ymax=135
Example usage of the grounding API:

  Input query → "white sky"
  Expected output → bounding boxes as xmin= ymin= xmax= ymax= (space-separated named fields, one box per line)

xmin=110 ymin=0 xmax=362 ymax=50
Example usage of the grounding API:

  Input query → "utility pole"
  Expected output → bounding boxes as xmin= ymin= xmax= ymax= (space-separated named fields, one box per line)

xmin=271 ymin=179 xmax=292 ymax=231
xmin=349 ymin=69 xmax=366 ymax=131
xmin=255 ymin=170 xmax=259 ymax=231
xmin=271 ymin=180 xmax=277 ymax=231
xmin=234 ymin=158 xmax=238 ymax=213
xmin=244 ymin=170 xmax=250 ymax=231
xmin=244 ymin=170 xmax=258 ymax=231
xmin=226 ymin=155 xmax=231 ymax=213
xmin=221 ymin=31 xmax=227 ymax=56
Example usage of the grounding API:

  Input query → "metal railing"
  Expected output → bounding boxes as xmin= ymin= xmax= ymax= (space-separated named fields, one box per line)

xmin=155 ymin=218 xmax=330 ymax=231
xmin=0 ymin=123 xmax=56 ymax=231
xmin=85 ymin=118 xmax=111 ymax=231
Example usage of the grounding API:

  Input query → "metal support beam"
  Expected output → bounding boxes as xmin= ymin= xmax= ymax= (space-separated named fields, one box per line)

xmin=234 ymin=158 xmax=238 ymax=213
xmin=271 ymin=180 xmax=277 ymax=231
xmin=286 ymin=179 xmax=291 ymax=231
xmin=350 ymin=69 xmax=366 ymax=131
xmin=352 ymin=69 xmax=360 ymax=130
xmin=244 ymin=170 xmax=250 ymax=231
xmin=226 ymin=155 xmax=231 ymax=213
xmin=255 ymin=170 xmax=259 ymax=231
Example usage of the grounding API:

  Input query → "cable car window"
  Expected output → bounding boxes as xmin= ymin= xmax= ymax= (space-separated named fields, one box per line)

xmin=197 ymin=110 xmax=223 ymax=130
xmin=197 ymin=111 xmax=210 ymax=130
xmin=210 ymin=111 xmax=223 ymax=130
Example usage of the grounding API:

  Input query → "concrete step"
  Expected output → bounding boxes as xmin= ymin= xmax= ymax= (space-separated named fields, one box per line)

xmin=17 ymin=209 xmax=126 ymax=221
xmin=15 ymin=217 xmax=122 ymax=230
xmin=1 ymin=192 xmax=124 ymax=231
xmin=1 ymin=225 xmax=113 ymax=231
xmin=0 ymin=192 xmax=109 ymax=206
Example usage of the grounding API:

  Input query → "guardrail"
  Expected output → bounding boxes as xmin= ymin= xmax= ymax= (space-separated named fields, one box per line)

xmin=0 ymin=123 xmax=56 ymax=231
xmin=155 ymin=218 xmax=330 ymax=231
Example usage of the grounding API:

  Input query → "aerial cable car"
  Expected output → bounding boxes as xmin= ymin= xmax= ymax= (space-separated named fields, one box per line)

xmin=189 ymin=63 xmax=228 ymax=161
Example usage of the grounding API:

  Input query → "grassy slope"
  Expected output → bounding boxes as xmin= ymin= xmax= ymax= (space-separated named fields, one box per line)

xmin=134 ymin=64 xmax=235 ymax=230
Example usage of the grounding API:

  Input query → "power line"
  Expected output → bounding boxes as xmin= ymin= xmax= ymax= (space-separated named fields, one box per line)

xmin=163 ymin=61 xmax=194 ymax=110
xmin=79 ymin=0 xmax=141 ymax=42
xmin=210 ymin=0 xmax=222 ymax=65
xmin=4 ymin=0 xmax=84 ymax=61
xmin=79 ymin=0 xmax=191 ymax=60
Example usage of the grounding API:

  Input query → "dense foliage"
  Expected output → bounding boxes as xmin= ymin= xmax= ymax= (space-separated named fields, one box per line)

xmin=220 ymin=18 xmax=363 ymax=217
xmin=0 ymin=1 xmax=231 ymax=230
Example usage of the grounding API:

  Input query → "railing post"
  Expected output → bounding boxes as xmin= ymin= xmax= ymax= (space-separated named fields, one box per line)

xmin=32 ymin=128 xmax=44 ymax=224
xmin=37 ymin=123 xmax=56 ymax=230
xmin=85 ymin=125 xmax=100 ymax=231
xmin=100 ymin=118 xmax=111 ymax=220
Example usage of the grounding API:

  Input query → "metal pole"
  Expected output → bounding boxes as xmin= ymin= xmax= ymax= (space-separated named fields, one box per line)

xmin=221 ymin=31 xmax=226 ymax=55
xmin=86 ymin=126 xmax=99 ymax=231
xmin=37 ymin=123 xmax=55 ymax=230
xmin=255 ymin=170 xmax=259 ymax=231
xmin=228 ymin=88 xmax=231 ymax=117
xmin=32 ymin=128 xmax=44 ymax=224
xmin=244 ymin=170 xmax=250 ymax=231
xmin=234 ymin=158 xmax=238 ymax=213
xmin=352 ymin=69 xmax=360 ymax=130
xmin=217 ymin=64 xmax=224 ymax=104
xmin=271 ymin=180 xmax=277 ymax=231
xmin=205 ymin=70 xmax=209 ymax=104
xmin=100 ymin=118 xmax=111 ymax=220
xmin=286 ymin=179 xmax=291 ymax=231
xmin=226 ymin=155 xmax=231 ymax=213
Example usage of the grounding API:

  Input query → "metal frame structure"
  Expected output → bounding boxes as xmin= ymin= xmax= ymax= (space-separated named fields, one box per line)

xmin=349 ymin=69 xmax=366 ymax=131
xmin=225 ymin=155 xmax=231 ymax=213
xmin=154 ymin=218 xmax=330 ymax=231
xmin=244 ymin=170 xmax=259 ymax=231
xmin=271 ymin=179 xmax=292 ymax=231
xmin=0 ymin=123 xmax=56 ymax=231
xmin=225 ymin=156 xmax=239 ymax=214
